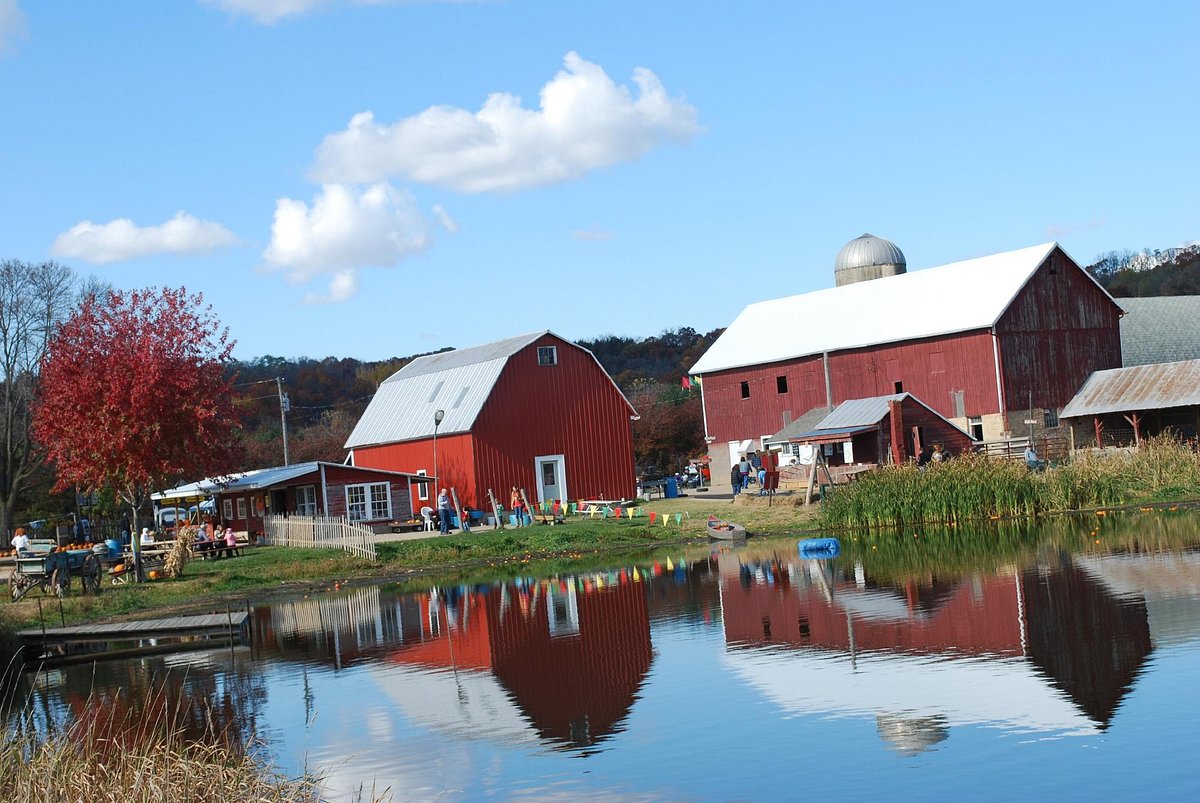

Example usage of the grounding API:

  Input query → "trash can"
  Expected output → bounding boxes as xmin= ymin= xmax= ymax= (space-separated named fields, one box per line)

xmin=665 ymin=477 xmax=679 ymax=498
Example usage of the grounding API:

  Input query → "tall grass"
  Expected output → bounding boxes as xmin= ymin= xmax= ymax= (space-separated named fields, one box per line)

xmin=821 ymin=435 xmax=1200 ymax=528
xmin=0 ymin=683 xmax=389 ymax=802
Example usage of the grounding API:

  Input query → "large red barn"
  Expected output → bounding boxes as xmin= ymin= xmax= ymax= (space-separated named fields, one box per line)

xmin=345 ymin=331 xmax=637 ymax=510
xmin=691 ymin=239 xmax=1123 ymax=486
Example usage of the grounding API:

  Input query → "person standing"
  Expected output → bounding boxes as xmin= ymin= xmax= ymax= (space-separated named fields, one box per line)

xmin=510 ymin=487 xmax=526 ymax=527
xmin=437 ymin=489 xmax=454 ymax=534
xmin=738 ymin=455 xmax=751 ymax=490
xmin=730 ymin=464 xmax=742 ymax=496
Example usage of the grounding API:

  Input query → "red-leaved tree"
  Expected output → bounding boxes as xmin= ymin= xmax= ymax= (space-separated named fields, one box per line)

xmin=32 ymin=287 xmax=242 ymax=531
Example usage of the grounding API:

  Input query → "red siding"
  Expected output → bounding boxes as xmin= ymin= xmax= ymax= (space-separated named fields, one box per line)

xmin=829 ymin=331 xmax=1000 ymax=421
xmin=354 ymin=334 xmax=635 ymax=506
xmin=472 ymin=334 xmax=636 ymax=503
xmin=701 ymin=354 xmax=827 ymax=443
xmin=995 ymin=248 xmax=1123 ymax=409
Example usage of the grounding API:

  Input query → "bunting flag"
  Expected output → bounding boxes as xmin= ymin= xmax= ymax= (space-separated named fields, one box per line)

xmin=614 ymin=506 xmax=623 ymax=518
xmin=675 ymin=513 xmax=683 ymax=525
xmin=649 ymin=512 xmax=657 ymax=524
xmin=627 ymin=507 xmax=635 ymax=519
xmin=666 ymin=557 xmax=675 ymax=571
xmin=663 ymin=512 xmax=669 ymax=527
xmin=681 ymin=375 xmax=692 ymax=390
xmin=693 ymin=375 xmax=703 ymax=387
xmin=588 ymin=505 xmax=598 ymax=518
xmin=633 ymin=567 xmax=641 ymax=582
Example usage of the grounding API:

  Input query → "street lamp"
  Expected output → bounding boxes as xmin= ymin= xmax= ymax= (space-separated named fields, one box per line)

xmin=432 ymin=409 xmax=445 ymax=503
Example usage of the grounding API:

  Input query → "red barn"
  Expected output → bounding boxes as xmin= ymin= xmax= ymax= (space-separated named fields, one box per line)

xmin=345 ymin=331 xmax=637 ymax=509
xmin=691 ymin=239 xmax=1123 ymax=487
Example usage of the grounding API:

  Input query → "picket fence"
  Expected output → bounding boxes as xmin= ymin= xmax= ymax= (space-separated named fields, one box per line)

xmin=261 ymin=514 xmax=377 ymax=561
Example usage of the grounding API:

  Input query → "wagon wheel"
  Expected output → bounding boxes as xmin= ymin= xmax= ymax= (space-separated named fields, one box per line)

xmin=50 ymin=567 xmax=70 ymax=598
xmin=80 ymin=553 xmax=102 ymax=595
xmin=10 ymin=576 xmax=31 ymax=602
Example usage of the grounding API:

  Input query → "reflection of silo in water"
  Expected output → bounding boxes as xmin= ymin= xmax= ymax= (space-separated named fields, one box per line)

xmin=875 ymin=713 xmax=949 ymax=755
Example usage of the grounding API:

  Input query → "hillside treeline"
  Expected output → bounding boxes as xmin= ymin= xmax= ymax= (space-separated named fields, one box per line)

xmin=231 ymin=327 xmax=723 ymax=476
xmin=1087 ymin=246 xmax=1200 ymax=296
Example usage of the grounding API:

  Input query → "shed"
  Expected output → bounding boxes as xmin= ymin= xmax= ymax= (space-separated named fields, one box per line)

xmin=1060 ymin=359 xmax=1200 ymax=446
xmin=156 ymin=462 xmax=421 ymax=534
xmin=788 ymin=393 xmax=976 ymax=468
xmin=345 ymin=331 xmax=638 ymax=508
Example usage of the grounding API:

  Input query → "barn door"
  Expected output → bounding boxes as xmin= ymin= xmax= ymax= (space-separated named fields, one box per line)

xmin=535 ymin=454 xmax=567 ymax=504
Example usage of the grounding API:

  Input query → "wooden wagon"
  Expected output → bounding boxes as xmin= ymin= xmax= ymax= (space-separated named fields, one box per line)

xmin=10 ymin=543 xmax=103 ymax=602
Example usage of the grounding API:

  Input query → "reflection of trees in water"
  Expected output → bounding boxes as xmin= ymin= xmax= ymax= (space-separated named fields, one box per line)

xmin=10 ymin=651 xmax=266 ymax=751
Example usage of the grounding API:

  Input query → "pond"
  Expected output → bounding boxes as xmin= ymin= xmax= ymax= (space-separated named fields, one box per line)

xmin=9 ymin=508 xmax=1200 ymax=800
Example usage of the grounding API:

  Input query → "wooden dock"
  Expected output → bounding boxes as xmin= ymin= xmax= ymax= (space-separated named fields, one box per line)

xmin=19 ymin=612 xmax=248 ymax=644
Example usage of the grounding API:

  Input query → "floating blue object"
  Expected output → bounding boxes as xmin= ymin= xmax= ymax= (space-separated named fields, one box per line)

xmin=798 ymin=537 xmax=841 ymax=558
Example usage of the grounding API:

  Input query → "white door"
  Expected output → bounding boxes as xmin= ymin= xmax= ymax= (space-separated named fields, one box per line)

xmin=535 ymin=454 xmax=567 ymax=503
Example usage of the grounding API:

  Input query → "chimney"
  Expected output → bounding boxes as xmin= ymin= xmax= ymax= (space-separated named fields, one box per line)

xmin=888 ymin=399 xmax=906 ymax=465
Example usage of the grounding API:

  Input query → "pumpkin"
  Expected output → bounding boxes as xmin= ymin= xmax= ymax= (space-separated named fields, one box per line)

xmin=147 ymin=570 xmax=159 ymax=580
xmin=111 ymin=563 xmax=125 ymax=573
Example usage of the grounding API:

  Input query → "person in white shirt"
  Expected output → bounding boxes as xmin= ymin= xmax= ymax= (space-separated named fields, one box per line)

xmin=11 ymin=530 xmax=30 ymax=555
xmin=140 ymin=527 xmax=156 ymax=546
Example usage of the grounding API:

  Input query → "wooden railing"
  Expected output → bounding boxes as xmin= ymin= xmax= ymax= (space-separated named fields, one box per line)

xmin=261 ymin=514 xmax=377 ymax=561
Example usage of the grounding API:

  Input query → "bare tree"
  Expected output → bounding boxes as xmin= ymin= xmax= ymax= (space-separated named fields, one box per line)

xmin=0 ymin=260 xmax=76 ymax=543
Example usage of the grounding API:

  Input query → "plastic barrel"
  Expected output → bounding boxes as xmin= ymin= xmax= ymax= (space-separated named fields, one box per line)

xmin=665 ymin=477 xmax=679 ymax=498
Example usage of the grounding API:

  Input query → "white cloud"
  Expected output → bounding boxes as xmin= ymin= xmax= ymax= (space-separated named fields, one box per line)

xmin=202 ymin=0 xmax=471 ymax=25
xmin=312 ymin=52 xmax=699 ymax=193
xmin=262 ymin=182 xmax=432 ymax=302
xmin=431 ymin=204 xmax=458 ymax=234
xmin=201 ymin=0 xmax=334 ymax=24
xmin=302 ymin=269 xmax=358 ymax=305
xmin=572 ymin=227 xmax=614 ymax=242
xmin=0 ymin=1 xmax=28 ymax=55
xmin=50 ymin=211 xmax=238 ymax=264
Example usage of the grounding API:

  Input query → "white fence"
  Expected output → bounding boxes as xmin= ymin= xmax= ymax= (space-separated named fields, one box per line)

xmin=261 ymin=514 xmax=377 ymax=561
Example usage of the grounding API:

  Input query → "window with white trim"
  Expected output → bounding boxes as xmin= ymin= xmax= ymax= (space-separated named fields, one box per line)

xmin=347 ymin=481 xmax=391 ymax=522
xmin=537 ymin=346 xmax=558 ymax=366
xmin=236 ymin=498 xmax=247 ymax=520
xmin=296 ymin=485 xmax=317 ymax=516
xmin=416 ymin=469 xmax=428 ymax=501
xmin=223 ymin=499 xmax=233 ymax=520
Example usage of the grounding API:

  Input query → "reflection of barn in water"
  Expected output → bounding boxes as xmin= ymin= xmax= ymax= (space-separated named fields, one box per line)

xmin=716 ymin=551 xmax=1153 ymax=745
xmin=253 ymin=577 xmax=654 ymax=750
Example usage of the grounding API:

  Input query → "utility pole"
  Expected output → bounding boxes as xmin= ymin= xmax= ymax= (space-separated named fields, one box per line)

xmin=277 ymin=377 xmax=290 ymax=465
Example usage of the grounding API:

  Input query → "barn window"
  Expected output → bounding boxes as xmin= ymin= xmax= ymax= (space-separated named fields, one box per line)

xmin=776 ymin=375 xmax=788 ymax=394
xmin=236 ymin=498 xmax=247 ymax=520
xmin=951 ymin=390 xmax=966 ymax=418
xmin=427 ymin=381 xmax=444 ymax=403
xmin=893 ymin=381 xmax=904 ymax=394
xmin=415 ymin=469 xmax=429 ymax=502
xmin=452 ymin=386 xmax=470 ymax=409
xmin=740 ymin=381 xmax=750 ymax=399
xmin=968 ymin=416 xmax=984 ymax=441
xmin=223 ymin=499 xmax=233 ymax=521
xmin=1043 ymin=408 xmax=1060 ymax=428
xmin=537 ymin=346 xmax=558 ymax=366
xmin=347 ymin=481 xmax=391 ymax=522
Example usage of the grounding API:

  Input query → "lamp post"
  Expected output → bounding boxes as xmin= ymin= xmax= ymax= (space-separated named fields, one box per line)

xmin=432 ymin=409 xmax=445 ymax=504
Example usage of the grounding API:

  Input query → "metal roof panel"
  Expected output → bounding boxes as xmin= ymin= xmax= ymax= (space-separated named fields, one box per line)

xmin=1060 ymin=359 xmax=1200 ymax=418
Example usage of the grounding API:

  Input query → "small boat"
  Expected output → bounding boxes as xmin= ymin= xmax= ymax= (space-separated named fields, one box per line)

xmin=707 ymin=516 xmax=747 ymax=540
xmin=797 ymin=537 xmax=841 ymax=558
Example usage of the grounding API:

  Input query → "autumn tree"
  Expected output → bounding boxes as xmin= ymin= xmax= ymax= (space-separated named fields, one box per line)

xmin=0 ymin=259 xmax=77 ymax=542
xmin=630 ymin=382 xmax=705 ymax=475
xmin=32 ymin=287 xmax=242 ymax=533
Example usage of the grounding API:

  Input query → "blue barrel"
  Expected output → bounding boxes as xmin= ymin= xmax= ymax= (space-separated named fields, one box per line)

xmin=665 ymin=477 xmax=679 ymax=498
xmin=798 ymin=537 xmax=841 ymax=558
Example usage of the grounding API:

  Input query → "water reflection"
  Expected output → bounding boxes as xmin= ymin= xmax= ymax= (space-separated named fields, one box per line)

xmin=716 ymin=544 xmax=1167 ymax=749
xmin=7 ymin=514 xmax=1200 ymax=800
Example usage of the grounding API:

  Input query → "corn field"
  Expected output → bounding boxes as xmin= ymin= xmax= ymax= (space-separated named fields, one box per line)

xmin=821 ymin=434 xmax=1200 ymax=528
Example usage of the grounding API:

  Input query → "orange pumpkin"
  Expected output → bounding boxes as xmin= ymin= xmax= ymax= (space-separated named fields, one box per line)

xmin=147 ymin=570 xmax=159 ymax=580
xmin=112 ymin=563 xmax=125 ymax=573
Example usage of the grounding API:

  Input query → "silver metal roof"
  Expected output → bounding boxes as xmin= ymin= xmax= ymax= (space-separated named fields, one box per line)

xmin=345 ymin=331 xmax=635 ymax=450
xmin=765 ymin=406 xmax=832 ymax=445
xmin=1119 ymin=296 xmax=1200 ymax=367
xmin=834 ymin=233 xmax=906 ymax=271
xmin=815 ymin=394 xmax=908 ymax=429
xmin=154 ymin=462 xmax=422 ymax=499
xmin=1060 ymin=359 xmax=1200 ymax=418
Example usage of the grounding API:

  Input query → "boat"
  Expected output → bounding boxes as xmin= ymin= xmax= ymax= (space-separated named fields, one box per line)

xmin=707 ymin=516 xmax=747 ymax=540
xmin=797 ymin=537 xmax=841 ymax=558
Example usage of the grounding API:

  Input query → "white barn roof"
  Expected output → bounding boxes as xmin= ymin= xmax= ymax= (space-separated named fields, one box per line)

xmin=691 ymin=242 xmax=1073 ymax=375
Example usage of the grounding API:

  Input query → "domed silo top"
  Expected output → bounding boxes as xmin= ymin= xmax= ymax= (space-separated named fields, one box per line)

xmin=834 ymin=233 xmax=907 ymax=286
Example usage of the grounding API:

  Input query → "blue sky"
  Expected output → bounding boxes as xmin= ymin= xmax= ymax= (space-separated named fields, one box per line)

xmin=1 ymin=1 xmax=1197 ymax=361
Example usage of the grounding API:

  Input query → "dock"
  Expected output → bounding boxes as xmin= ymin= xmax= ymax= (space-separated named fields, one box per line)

xmin=19 ymin=612 xmax=248 ymax=644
